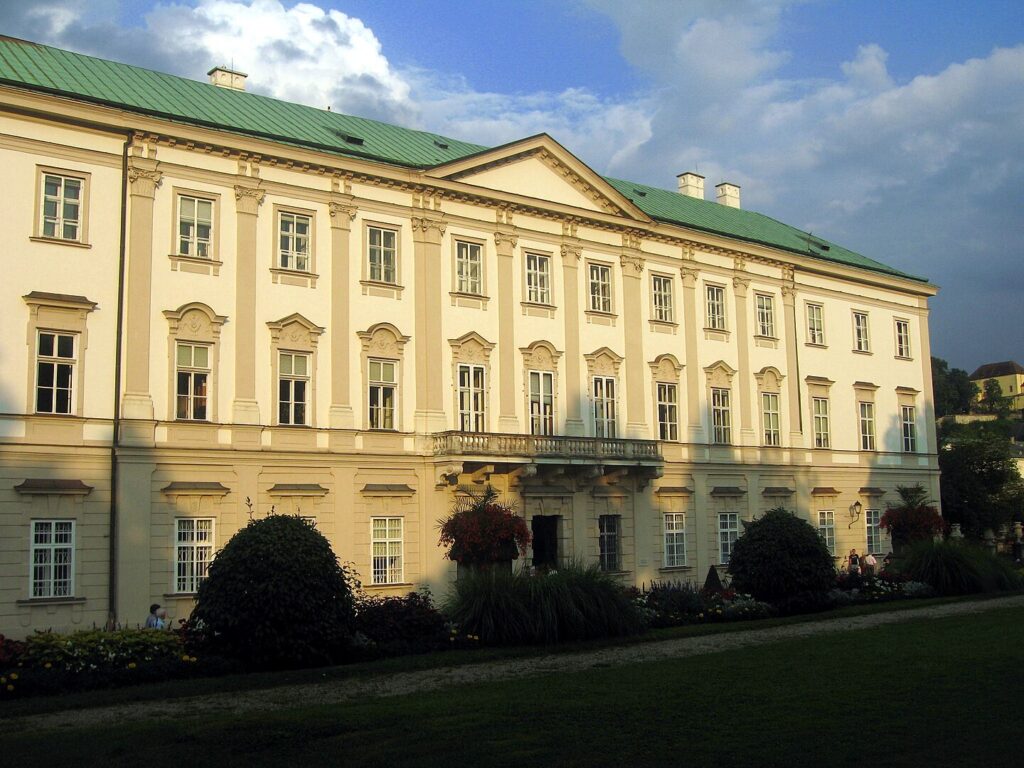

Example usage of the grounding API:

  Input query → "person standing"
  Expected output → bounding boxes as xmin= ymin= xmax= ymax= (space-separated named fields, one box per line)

xmin=863 ymin=552 xmax=877 ymax=578
xmin=145 ymin=603 xmax=166 ymax=629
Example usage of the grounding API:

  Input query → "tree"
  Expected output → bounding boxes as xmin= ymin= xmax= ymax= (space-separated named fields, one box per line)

xmin=931 ymin=356 xmax=977 ymax=417
xmin=976 ymin=378 xmax=1012 ymax=417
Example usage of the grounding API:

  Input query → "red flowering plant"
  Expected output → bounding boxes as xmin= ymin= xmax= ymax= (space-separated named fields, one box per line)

xmin=438 ymin=486 xmax=531 ymax=565
xmin=880 ymin=484 xmax=945 ymax=551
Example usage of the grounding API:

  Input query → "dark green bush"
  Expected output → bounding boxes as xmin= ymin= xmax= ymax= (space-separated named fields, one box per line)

xmin=353 ymin=591 xmax=449 ymax=657
xmin=636 ymin=581 xmax=705 ymax=627
xmin=727 ymin=508 xmax=836 ymax=604
xmin=189 ymin=514 xmax=358 ymax=668
xmin=900 ymin=540 xmax=1023 ymax=595
xmin=445 ymin=561 xmax=642 ymax=645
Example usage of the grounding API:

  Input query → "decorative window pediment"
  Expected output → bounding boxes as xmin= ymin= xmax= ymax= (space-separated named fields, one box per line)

xmin=703 ymin=360 xmax=736 ymax=388
xmin=754 ymin=366 xmax=784 ymax=393
xmin=649 ymin=353 xmax=683 ymax=382
xmin=358 ymin=322 xmax=410 ymax=359
xmin=521 ymin=340 xmax=562 ymax=371
xmin=584 ymin=347 xmax=624 ymax=378
xmin=449 ymin=331 xmax=494 ymax=364
xmin=267 ymin=313 xmax=324 ymax=351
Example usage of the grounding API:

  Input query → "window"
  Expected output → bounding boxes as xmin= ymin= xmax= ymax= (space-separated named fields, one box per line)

xmin=593 ymin=376 xmax=617 ymax=437
xmin=866 ymin=509 xmax=882 ymax=554
xmin=859 ymin=402 xmax=876 ymax=450
xmin=762 ymin=392 xmax=781 ymax=446
xmin=368 ymin=359 xmax=397 ymax=430
xmin=652 ymin=274 xmax=674 ymax=322
xmin=711 ymin=387 xmax=732 ymax=444
xmin=175 ymin=343 xmax=209 ymax=420
xmin=589 ymin=263 xmax=613 ymax=313
xmin=278 ymin=211 xmax=311 ymax=271
xmin=755 ymin=294 xmax=775 ymax=337
xmin=529 ymin=370 xmax=554 ymax=436
xmin=177 ymin=195 xmax=213 ymax=258
xmin=35 ymin=331 xmax=76 ymax=415
xmin=457 ymin=363 xmax=486 ymax=432
xmin=599 ymin=515 xmax=621 ymax=571
xmin=456 ymin=240 xmax=483 ymax=295
xmin=812 ymin=397 xmax=831 ymax=448
xmin=525 ymin=252 xmax=551 ymax=305
xmin=901 ymin=405 xmax=917 ymax=452
xmin=818 ymin=510 xmax=835 ymax=555
xmin=657 ymin=382 xmax=679 ymax=441
xmin=371 ymin=517 xmax=404 ymax=585
xmin=40 ymin=173 xmax=83 ymax=241
xmin=807 ymin=303 xmax=825 ymax=345
xmin=30 ymin=520 xmax=74 ymax=598
xmin=175 ymin=518 xmax=214 ymax=593
xmin=706 ymin=285 xmax=727 ymax=330
xmin=663 ymin=513 xmax=686 ymax=567
xmin=719 ymin=513 xmax=739 ymax=564
xmin=895 ymin=319 xmax=912 ymax=358
xmin=368 ymin=225 xmax=398 ymax=284
xmin=853 ymin=311 xmax=870 ymax=352
xmin=278 ymin=351 xmax=310 ymax=425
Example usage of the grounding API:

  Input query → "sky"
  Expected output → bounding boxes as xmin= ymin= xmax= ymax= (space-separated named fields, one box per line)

xmin=2 ymin=0 xmax=1022 ymax=373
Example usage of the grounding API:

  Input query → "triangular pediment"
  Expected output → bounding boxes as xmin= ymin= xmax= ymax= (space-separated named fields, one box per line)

xmin=427 ymin=135 xmax=651 ymax=222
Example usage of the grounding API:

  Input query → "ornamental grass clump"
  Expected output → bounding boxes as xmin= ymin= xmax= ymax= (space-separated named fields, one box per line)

xmin=189 ymin=514 xmax=358 ymax=669
xmin=438 ymin=486 xmax=530 ymax=566
xmin=900 ymin=540 xmax=1022 ymax=595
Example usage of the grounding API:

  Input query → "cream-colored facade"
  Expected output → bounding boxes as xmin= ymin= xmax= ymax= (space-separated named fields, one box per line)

xmin=0 ymin=55 xmax=940 ymax=638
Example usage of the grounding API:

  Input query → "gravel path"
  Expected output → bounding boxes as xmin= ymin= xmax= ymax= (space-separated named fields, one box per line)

xmin=5 ymin=594 xmax=1023 ymax=734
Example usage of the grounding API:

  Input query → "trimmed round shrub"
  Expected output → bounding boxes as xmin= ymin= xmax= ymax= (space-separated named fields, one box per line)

xmin=727 ymin=508 xmax=836 ymax=604
xmin=353 ymin=591 xmax=449 ymax=657
xmin=189 ymin=515 xmax=358 ymax=668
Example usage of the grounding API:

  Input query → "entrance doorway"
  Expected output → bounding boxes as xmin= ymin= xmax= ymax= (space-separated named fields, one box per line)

xmin=531 ymin=515 xmax=560 ymax=571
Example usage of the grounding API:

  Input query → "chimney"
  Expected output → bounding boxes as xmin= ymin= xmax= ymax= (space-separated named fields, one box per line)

xmin=715 ymin=182 xmax=741 ymax=208
xmin=676 ymin=172 xmax=705 ymax=200
xmin=207 ymin=66 xmax=247 ymax=91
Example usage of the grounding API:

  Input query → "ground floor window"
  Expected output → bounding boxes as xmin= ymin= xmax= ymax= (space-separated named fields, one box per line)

xmin=818 ymin=510 xmax=836 ymax=555
xmin=372 ymin=516 xmax=404 ymax=585
xmin=866 ymin=508 xmax=882 ymax=554
xmin=718 ymin=513 xmax=739 ymax=564
xmin=175 ymin=518 xmax=214 ymax=593
xmin=31 ymin=520 xmax=74 ymax=598
xmin=599 ymin=514 xmax=621 ymax=571
xmin=663 ymin=513 xmax=686 ymax=567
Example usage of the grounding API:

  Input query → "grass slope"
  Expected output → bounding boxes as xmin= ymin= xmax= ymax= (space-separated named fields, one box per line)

xmin=4 ymin=605 xmax=1023 ymax=767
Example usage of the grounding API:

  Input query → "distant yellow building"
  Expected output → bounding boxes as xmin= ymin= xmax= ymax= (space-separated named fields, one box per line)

xmin=969 ymin=361 xmax=1024 ymax=410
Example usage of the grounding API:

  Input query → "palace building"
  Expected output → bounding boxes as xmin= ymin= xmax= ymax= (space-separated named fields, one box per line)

xmin=0 ymin=37 xmax=939 ymax=637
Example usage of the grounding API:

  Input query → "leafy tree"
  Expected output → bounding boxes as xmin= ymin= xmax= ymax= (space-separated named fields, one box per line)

xmin=939 ymin=421 xmax=1024 ymax=537
xmin=931 ymin=356 xmax=977 ymax=417
xmin=189 ymin=514 xmax=358 ymax=668
xmin=727 ymin=507 xmax=836 ymax=603
xmin=976 ymin=378 xmax=1012 ymax=417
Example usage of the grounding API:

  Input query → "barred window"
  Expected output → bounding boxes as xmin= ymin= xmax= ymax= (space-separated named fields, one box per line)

xmin=372 ymin=517 xmax=403 ymax=585
xmin=818 ymin=510 xmax=836 ymax=555
xmin=599 ymin=515 xmax=621 ymax=572
xmin=719 ymin=513 xmax=739 ymax=564
xmin=175 ymin=518 xmax=214 ymax=593
xmin=31 ymin=520 xmax=75 ymax=598
xmin=866 ymin=508 xmax=882 ymax=554
xmin=663 ymin=513 xmax=686 ymax=567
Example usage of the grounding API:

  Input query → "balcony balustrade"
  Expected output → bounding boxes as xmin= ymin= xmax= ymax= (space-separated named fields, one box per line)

xmin=432 ymin=430 xmax=662 ymax=462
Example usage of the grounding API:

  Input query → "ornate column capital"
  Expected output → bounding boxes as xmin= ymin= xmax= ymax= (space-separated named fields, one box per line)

xmin=328 ymin=198 xmax=357 ymax=229
xmin=680 ymin=265 xmax=699 ymax=287
xmin=233 ymin=185 xmax=265 ymax=215
xmin=494 ymin=229 xmax=519 ymax=251
xmin=560 ymin=241 xmax=582 ymax=264
xmin=732 ymin=275 xmax=750 ymax=296
xmin=127 ymin=158 xmax=162 ymax=198
xmin=620 ymin=253 xmax=644 ymax=277
xmin=411 ymin=214 xmax=446 ymax=244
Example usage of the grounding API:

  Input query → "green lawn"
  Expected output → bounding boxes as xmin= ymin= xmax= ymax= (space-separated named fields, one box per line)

xmin=3 ymin=604 xmax=1022 ymax=767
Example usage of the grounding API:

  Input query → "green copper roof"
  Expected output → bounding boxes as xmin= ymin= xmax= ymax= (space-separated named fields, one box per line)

xmin=0 ymin=36 xmax=924 ymax=283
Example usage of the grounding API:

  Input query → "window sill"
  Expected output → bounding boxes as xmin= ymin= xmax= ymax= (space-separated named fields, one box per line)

xmin=17 ymin=596 xmax=86 ymax=606
xmin=169 ymin=253 xmax=222 ymax=276
xmin=658 ymin=566 xmax=692 ymax=573
xmin=852 ymin=349 xmax=873 ymax=356
xmin=895 ymin=355 xmax=914 ymax=361
xmin=30 ymin=412 xmax=82 ymax=419
xmin=805 ymin=342 xmax=828 ymax=349
xmin=585 ymin=310 xmax=617 ymax=327
xmin=649 ymin=319 xmax=678 ymax=334
xmin=271 ymin=267 xmax=318 ymax=288
xmin=360 ymin=279 xmax=404 ymax=298
xmin=30 ymin=236 xmax=91 ymax=249
xmin=164 ymin=592 xmax=198 ymax=599
xmin=366 ymin=582 xmax=413 ymax=589
xmin=521 ymin=301 xmax=556 ymax=319
xmin=274 ymin=423 xmax=312 ymax=429
xmin=704 ymin=327 xmax=729 ymax=341
xmin=754 ymin=335 xmax=779 ymax=349
xmin=450 ymin=291 xmax=489 ymax=310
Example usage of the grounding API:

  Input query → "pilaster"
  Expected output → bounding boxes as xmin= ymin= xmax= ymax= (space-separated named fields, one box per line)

xmin=781 ymin=276 xmax=804 ymax=445
xmin=231 ymin=182 xmax=265 ymax=424
xmin=412 ymin=199 xmax=447 ymax=434
xmin=732 ymin=269 xmax=754 ymax=444
xmin=495 ymin=225 xmax=520 ymax=432
xmin=680 ymin=262 xmax=704 ymax=442
xmin=560 ymin=227 xmax=584 ymax=436
xmin=620 ymin=242 xmax=648 ymax=438
xmin=328 ymin=195 xmax=357 ymax=429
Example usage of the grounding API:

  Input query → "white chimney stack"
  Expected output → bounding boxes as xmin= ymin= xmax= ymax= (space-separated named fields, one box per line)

xmin=715 ymin=182 xmax=741 ymax=208
xmin=677 ymin=172 xmax=705 ymax=200
xmin=208 ymin=66 xmax=248 ymax=91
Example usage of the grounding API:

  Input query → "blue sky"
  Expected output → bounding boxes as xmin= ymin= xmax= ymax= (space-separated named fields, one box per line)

xmin=4 ymin=0 xmax=1022 ymax=372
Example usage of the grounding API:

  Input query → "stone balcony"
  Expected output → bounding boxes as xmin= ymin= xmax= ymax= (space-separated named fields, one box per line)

xmin=432 ymin=430 xmax=663 ymax=464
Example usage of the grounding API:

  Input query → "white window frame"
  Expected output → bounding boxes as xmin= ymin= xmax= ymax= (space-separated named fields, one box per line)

xmin=706 ymin=284 xmax=727 ymax=330
xmin=525 ymin=252 xmax=551 ymax=305
xmin=367 ymin=225 xmax=398 ymax=284
xmin=663 ymin=513 xmax=686 ymax=567
xmin=762 ymin=392 xmax=781 ymax=446
xmin=719 ymin=513 xmax=739 ymax=564
xmin=853 ymin=311 xmax=871 ymax=352
xmin=30 ymin=519 xmax=75 ymax=598
xmin=895 ymin=319 xmax=912 ymax=358
xmin=593 ymin=375 xmax=617 ymax=438
xmin=177 ymin=194 xmax=214 ymax=259
xmin=529 ymin=369 xmax=555 ymax=436
xmin=278 ymin=210 xmax=311 ymax=272
xmin=755 ymin=293 xmax=775 ymax=337
xmin=818 ymin=510 xmax=836 ymax=556
xmin=368 ymin=358 xmax=398 ymax=430
xmin=40 ymin=172 xmax=84 ymax=242
xmin=175 ymin=518 xmax=214 ymax=593
xmin=866 ymin=508 xmax=882 ymax=554
xmin=657 ymin=382 xmax=679 ymax=441
xmin=278 ymin=351 xmax=311 ymax=426
xmin=588 ymin=263 xmax=613 ymax=313
xmin=599 ymin=514 xmax=621 ymax=572
xmin=807 ymin=303 xmax=825 ymax=345
xmin=901 ymin=405 xmax=918 ymax=452
xmin=651 ymin=273 xmax=674 ymax=323
xmin=175 ymin=342 xmax=210 ymax=421
xmin=372 ymin=516 xmax=404 ymax=585
xmin=812 ymin=397 xmax=831 ymax=448
xmin=859 ymin=401 xmax=876 ymax=451
xmin=455 ymin=240 xmax=484 ymax=295
xmin=35 ymin=330 xmax=77 ymax=415
xmin=711 ymin=387 xmax=732 ymax=444
xmin=457 ymin=363 xmax=486 ymax=432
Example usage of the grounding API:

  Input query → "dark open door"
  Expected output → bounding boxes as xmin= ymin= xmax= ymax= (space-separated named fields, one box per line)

xmin=531 ymin=515 xmax=559 ymax=571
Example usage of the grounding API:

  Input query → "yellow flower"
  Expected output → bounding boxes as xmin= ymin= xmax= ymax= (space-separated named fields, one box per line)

xmin=189 ymin=656 xmax=198 ymax=663
xmin=5 ymin=685 xmax=12 ymax=692
xmin=181 ymin=654 xmax=190 ymax=662
xmin=0 ymin=677 xmax=6 ymax=684
xmin=9 ymin=673 xmax=17 ymax=681
xmin=128 ymin=662 xmax=137 ymax=670
xmin=44 ymin=662 xmax=52 ymax=669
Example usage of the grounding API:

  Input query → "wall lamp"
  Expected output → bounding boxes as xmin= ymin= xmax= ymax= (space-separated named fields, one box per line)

xmin=848 ymin=500 xmax=863 ymax=528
